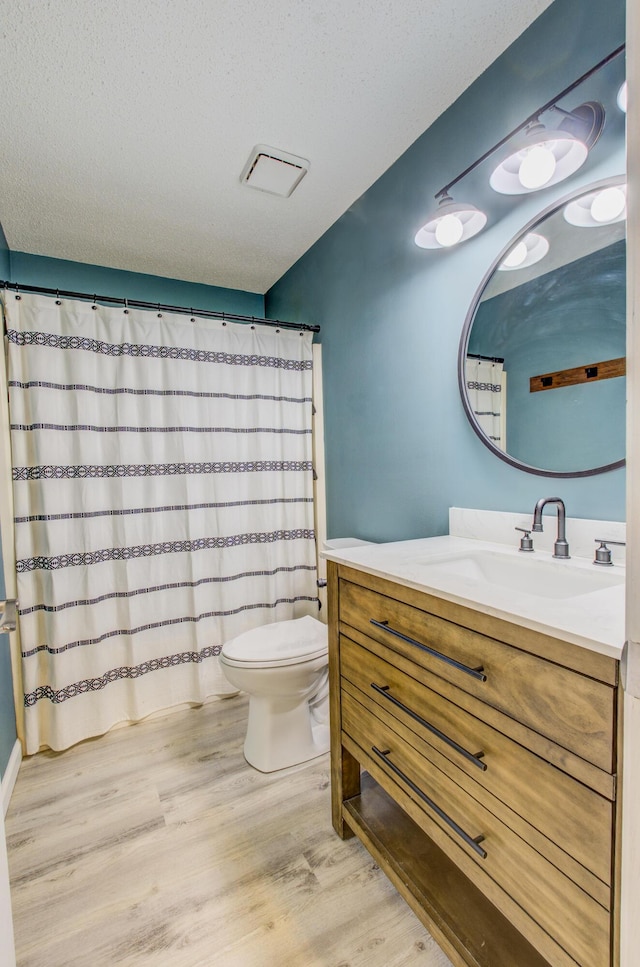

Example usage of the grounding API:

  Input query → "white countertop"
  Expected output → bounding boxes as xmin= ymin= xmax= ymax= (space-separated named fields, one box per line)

xmin=322 ymin=535 xmax=625 ymax=660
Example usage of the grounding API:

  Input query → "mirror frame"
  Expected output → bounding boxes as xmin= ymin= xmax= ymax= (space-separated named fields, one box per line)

xmin=458 ymin=176 xmax=626 ymax=478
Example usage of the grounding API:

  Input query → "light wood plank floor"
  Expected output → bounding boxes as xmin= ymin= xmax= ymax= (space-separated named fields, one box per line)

xmin=5 ymin=695 xmax=454 ymax=967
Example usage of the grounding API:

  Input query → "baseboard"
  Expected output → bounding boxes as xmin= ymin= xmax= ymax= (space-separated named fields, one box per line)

xmin=1 ymin=741 xmax=22 ymax=817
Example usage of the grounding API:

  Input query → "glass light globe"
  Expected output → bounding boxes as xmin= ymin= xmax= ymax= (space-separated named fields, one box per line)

xmin=518 ymin=144 xmax=557 ymax=190
xmin=498 ymin=233 xmax=549 ymax=272
xmin=435 ymin=213 xmax=464 ymax=247
xmin=590 ymin=186 xmax=626 ymax=223
xmin=502 ymin=240 xmax=528 ymax=268
xmin=617 ymin=81 xmax=627 ymax=113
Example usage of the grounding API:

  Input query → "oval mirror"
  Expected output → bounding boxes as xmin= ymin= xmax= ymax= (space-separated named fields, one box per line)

xmin=458 ymin=177 xmax=626 ymax=477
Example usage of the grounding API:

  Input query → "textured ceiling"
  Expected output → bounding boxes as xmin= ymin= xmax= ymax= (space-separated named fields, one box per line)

xmin=0 ymin=0 xmax=553 ymax=294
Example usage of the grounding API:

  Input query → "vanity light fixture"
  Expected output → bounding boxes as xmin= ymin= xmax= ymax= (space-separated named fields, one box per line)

xmin=617 ymin=81 xmax=627 ymax=113
xmin=489 ymin=115 xmax=593 ymax=195
xmin=414 ymin=193 xmax=487 ymax=249
xmin=498 ymin=232 xmax=549 ymax=270
xmin=563 ymin=183 xmax=627 ymax=227
xmin=414 ymin=44 xmax=623 ymax=251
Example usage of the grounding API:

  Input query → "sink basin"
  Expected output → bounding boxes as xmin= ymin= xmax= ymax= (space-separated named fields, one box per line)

xmin=409 ymin=549 xmax=624 ymax=600
xmin=323 ymin=533 xmax=626 ymax=653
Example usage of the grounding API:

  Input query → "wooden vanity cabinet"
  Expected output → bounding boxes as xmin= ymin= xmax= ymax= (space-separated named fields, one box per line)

xmin=328 ymin=561 xmax=621 ymax=967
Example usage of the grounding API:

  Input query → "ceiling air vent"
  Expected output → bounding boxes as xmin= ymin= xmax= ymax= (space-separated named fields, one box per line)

xmin=240 ymin=145 xmax=309 ymax=197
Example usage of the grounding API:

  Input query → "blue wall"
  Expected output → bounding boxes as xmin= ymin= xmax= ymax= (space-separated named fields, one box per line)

xmin=0 ymin=249 xmax=263 ymax=779
xmin=8 ymin=252 xmax=264 ymax=317
xmin=266 ymin=0 xmax=627 ymax=542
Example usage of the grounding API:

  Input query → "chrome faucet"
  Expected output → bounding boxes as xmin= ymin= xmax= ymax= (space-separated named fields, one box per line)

xmin=532 ymin=497 xmax=570 ymax=559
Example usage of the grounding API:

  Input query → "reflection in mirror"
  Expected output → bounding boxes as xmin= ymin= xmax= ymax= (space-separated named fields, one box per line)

xmin=459 ymin=178 xmax=626 ymax=477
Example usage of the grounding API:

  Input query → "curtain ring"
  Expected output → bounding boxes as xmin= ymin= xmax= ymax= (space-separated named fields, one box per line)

xmin=157 ymin=303 xmax=162 ymax=318
xmin=190 ymin=308 xmax=195 ymax=322
xmin=92 ymin=295 xmax=97 ymax=310
xmin=123 ymin=298 xmax=129 ymax=315
xmin=55 ymin=289 xmax=61 ymax=306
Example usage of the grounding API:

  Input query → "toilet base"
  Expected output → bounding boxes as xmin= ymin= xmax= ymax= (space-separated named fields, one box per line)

xmin=243 ymin=693 xmax=330 ymax=773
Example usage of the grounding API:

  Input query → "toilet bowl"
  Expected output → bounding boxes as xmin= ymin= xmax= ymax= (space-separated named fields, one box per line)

xmin=220 ymin=538 xmax=373 ymax=773
xmin=220 ymin=614 xmax=329 ymax=773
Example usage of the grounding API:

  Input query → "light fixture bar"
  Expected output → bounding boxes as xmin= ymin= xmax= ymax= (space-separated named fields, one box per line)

xmin=434 ymin=43 xmax=624 ymax=203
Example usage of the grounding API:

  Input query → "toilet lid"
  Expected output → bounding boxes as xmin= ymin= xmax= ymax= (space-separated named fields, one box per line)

xmin=220 ymin=615 xmax=327 ymax=667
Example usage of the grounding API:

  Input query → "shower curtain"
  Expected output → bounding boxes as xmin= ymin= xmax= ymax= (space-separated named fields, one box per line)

xmin=465 ymin=356 xmax=507 ymax=452
xmin=3 ymin=291 xmax=318 ymax=754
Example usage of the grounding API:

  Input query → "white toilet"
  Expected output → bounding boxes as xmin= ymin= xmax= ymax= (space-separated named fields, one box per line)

xmin=219 ymin=614 xmax=330 ymax=773
xmin=220 ymin=537 xmax=372 ymax=773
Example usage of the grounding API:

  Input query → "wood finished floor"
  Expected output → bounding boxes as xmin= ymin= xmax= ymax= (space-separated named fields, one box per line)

xmin=5 ymin=695 xmax=454 ymax=967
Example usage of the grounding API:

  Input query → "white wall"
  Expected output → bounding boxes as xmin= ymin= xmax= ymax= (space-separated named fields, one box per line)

xmin=620 ymin=1 xmax=640 ymax=962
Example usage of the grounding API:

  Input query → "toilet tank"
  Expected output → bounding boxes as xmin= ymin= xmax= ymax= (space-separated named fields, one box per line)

xmin=323 ymin=538 xmax=373 ymax=550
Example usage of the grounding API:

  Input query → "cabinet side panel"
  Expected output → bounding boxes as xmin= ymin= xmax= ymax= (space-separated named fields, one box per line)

xmin=328 ymin=561 xmax=360 ymax=836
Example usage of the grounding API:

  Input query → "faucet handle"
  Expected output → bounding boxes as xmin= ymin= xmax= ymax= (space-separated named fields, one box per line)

xmin=515 ymin=527 xmax=534 ymax=552
xmin=593 ymin=539 xmax=626 ymax=566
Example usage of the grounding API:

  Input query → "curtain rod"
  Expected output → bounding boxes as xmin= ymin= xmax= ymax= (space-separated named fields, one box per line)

xmin=0 ymin=280 xmax=320 ymax=333
xmin=467 ymin=353 xmax=504 ymax=364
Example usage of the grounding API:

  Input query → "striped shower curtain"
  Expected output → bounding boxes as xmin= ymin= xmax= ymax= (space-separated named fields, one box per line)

xmin=3 ymin=292 xmax=318 ymax=754
xmin=465 ymin=356 xmax=507 ymax=452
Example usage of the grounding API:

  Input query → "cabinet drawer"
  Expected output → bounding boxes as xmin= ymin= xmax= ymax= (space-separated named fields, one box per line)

xmin=340 ymin=634 xmax=612 ymax=889
xmin=343 ymin=692 xmax=610 ymax=967
xmin=339 ymin=579 xmax=615 ymax=772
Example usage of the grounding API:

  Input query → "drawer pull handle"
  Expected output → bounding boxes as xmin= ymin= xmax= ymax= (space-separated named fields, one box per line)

xmin=371 ymin=683 xmax=487 ymax=772
xmin=372 ymin=745 xmax=487 ymax=860
xmin=370 ymin=619 xmax=487 ymax=682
